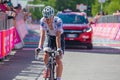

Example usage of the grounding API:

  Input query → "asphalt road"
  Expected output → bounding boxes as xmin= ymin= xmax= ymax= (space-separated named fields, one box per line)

xmin=0 ymin=47 xmax=120 ymax=80
xmin=62 ymin=48 xmax=120 ymax=80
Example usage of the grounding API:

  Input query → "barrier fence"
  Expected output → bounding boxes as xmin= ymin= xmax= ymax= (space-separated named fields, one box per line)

xmin=0 ymin=12 xmax=28 ymax=59
xmin=92 ymin=15 xmax=120 ymax=41
xmin=92 ymin=23 xmax=120 ymax=40
xmin=0 ymin=27 xmax=15 ymax=59
xmin=97 ymin=15 xmax=120 ymax=23
xmin=92 ymin=15 xmax=120 ymax=40
xmin=0 ymin=31 xmax=2 ymax=58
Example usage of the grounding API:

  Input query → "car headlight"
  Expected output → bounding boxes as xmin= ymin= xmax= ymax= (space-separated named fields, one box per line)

xmin=83 ymin=27 xmax=92 ymax=32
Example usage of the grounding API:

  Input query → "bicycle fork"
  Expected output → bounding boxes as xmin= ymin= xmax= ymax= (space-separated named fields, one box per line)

xmin=48 ymin=57 xmax=56 ymax=80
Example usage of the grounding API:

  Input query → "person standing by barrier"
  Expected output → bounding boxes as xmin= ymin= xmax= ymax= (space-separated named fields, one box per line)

xmin=35 ymin=6 xmax=65 ymax=80
xmin=113 ymin=10 xmax=120 ymax=15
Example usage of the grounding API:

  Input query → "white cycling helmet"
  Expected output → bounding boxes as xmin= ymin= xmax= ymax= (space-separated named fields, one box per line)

xmin=42 ymin=6 xmax=54 ymax=18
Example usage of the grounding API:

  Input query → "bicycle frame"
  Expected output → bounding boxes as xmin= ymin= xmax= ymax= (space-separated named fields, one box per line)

xmin=45 ymin=50 xmax=58 ymax=80
xmin=48 ymin=52 xmax=56 ymax=80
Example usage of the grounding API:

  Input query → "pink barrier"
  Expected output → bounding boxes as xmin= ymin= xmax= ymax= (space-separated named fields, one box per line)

xmin=115 ymin=25 xmax=120 ymax=40
xmin=0 ymin=27 xmax=22 ymax=59
xmin=103 ymin=23 xmax=113 ymax=38
xmin=1 ymin=29 xmax=11 ymax=57
xmin=100 ymin=23 xmax=112 ymax=38
xmin=10 ymin=27 xmax=15 ymax=50
xmin=14 ymin=27 xmax=22 ymax=44
xmin=92 ymin=23 xmax=120 ymax=40
xmin=109 ymin=23 xmax=120 ymax=40
xmin=5 ymin=29 xmax=10 ymax=56
xmin=98 ymin=24 xmax=104 ymax=37
xmin=0 ymin=31 xmax=2 ymax=59
xmin=1 ymin=30 xmax=6 ymax=57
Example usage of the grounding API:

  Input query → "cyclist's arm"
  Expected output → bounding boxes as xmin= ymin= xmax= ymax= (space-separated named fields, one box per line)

xmin=56 ymin=31 xmax=61 ymax=49
xmin=56 ymin=18 xmax=63 ymax=49
xmin=38 ymin=19 xmax=46 ymax=48
xmin=38 ymin=29 xmax=45 ymax=48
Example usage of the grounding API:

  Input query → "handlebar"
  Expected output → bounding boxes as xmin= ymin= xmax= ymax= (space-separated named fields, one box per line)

xmin=35 ymin=47 xmax=62 ymax=60
xmin=43 ymin=47 xmax=60 ymax=56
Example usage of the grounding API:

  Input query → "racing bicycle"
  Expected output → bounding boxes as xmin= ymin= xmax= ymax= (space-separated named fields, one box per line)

xmin=35 ymin=47 xmax=60 ymax=80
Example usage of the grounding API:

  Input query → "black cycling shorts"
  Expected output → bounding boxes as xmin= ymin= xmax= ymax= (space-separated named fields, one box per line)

xmin=43 ymin=33 xmax=65 ymax=54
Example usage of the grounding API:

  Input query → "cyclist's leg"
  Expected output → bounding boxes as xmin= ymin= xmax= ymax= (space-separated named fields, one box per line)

xmin=43 ymin=35 xmax=50 ymax=65
xmin=56 ymin=33 xmax=65 ymax=80
xmin=43 ymin=35 xmax=56 ymax=78
xmin=43 ymin=35 xmax=51 ymax=78
xmin=56 ymin=57 xmax=63 ymax=78
xmin=43 ymin=35 xmax=56 ymax=63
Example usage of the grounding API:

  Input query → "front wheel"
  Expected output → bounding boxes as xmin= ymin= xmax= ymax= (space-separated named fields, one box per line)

xmin=49 ymin=64 xmax=54 ymax=80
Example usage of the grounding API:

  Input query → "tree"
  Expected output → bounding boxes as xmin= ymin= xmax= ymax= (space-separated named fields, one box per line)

xmin=29 ymin=0 xmax=120 ymax=19
xmin=91 ymin=0 xmax=120 ymax=16
xmin=56 ymin=0 xmax=95 ymax=16
xmin=92 ymin=0 xmax=101 ymax=16
xmin=29 ymin=0 xmax=56 ymax=19
xmin=104 ymin=0 xmax=120 ymax=14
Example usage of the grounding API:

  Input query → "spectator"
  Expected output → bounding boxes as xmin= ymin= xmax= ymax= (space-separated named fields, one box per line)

xmin=0 ymin=1 xmax=9 ymax=12
xmin=6 ymin=1 xmax=16 ymax=19
xmin=90 ymin=12 xmax=101 ymax=24
xmin=15 ymin=4 xmax=22 ymax=13
xmin=113 ymin=10 xmax=120 ymax=15
xmin=27 ymin=12 xmax=32 ymax=24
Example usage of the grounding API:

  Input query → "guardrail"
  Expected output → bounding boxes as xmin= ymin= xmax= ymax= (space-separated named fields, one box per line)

xmin=0 ymin=12 xmax=15 ymax=30
xmin=97 ymin=15 xmax=120 ymax=23
xmin=0 ymin=12 xmax=7 ymax=30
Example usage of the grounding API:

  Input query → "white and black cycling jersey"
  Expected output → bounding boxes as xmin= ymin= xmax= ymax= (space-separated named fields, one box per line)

xmin=40 ymin=16 xmax=63 ymax=36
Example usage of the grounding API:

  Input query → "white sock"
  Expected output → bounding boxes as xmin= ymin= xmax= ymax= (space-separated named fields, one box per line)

xmin=56 ymin=77 xmax=61 ymax=80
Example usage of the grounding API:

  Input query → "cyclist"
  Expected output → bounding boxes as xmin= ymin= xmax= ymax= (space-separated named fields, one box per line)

xmin=35 ymin=6 xmax=65 ymax=80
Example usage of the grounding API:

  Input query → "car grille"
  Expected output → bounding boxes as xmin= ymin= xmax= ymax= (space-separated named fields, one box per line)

xmin=64 ymin=30 xmax=83 ymax=38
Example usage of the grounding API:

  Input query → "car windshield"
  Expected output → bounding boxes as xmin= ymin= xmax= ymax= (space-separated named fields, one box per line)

xmin=57 ymin=13 xmax=88 ymax=24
